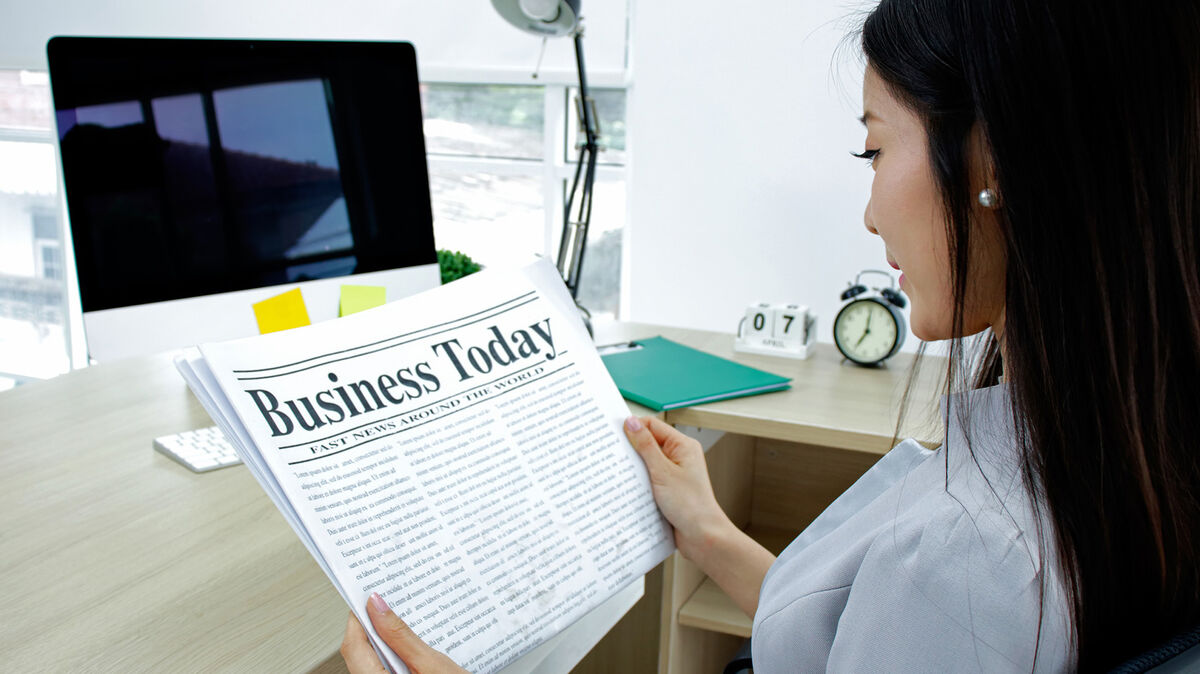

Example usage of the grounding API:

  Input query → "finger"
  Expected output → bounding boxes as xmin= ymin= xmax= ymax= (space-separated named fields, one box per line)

xmin=341 ymin=612 xmax=388 ymax=674
xmin=644 ymin=416 xmax=697 ymax=463
xmin=624 ymin=416 xmax=672 ymax=473
xmin=644 ymin=416 xmax=686 ymax=445
xmin=366 ymin=593 xmax=438 ymax=670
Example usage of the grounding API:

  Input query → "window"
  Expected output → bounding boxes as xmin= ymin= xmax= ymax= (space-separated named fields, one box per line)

xmin=32 ymin=211 xmax=60 ymax=281
xmin=0 ymin=69 xmax=70 ymax=386
xmin=565 ymin=87 xmax=627 ymax=166
xmin=423 ymin=84 xmax=547 ymax=271
xmin=37 ymin=241 xmax=62 ymax=281
xmin=423 ymin=84 xmax=544 ymax=160
xmin=574 ymin=176 xmax=626 ymax=318
xmin=424 ymin=83 xmax=628 ymax=322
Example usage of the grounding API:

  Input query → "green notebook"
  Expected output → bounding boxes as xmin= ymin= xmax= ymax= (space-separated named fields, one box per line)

xmin=600 ymin=336 xmax=792 ymax=411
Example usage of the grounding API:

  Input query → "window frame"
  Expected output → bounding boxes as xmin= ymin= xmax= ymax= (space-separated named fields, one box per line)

xmin=423 ymin=81 xmax=628 ymax=267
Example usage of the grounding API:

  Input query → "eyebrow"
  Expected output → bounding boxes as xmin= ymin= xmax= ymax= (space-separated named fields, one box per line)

xmin=858 ymin=111 xmax=876 ymax=126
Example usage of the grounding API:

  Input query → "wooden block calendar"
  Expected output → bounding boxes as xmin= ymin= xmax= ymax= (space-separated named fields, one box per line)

xmin=734 ymin=302 xmax=817 ymax=359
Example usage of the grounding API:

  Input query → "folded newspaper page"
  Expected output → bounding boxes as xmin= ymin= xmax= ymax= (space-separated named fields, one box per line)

xmin=175 ymin=259 xmax=675 ymax=673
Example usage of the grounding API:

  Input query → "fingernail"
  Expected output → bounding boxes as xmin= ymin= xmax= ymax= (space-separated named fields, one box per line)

xmin=625 ymin=416 xmax=643 ymax=432
xmin=369 ymin=592 xmax=391 ymax=614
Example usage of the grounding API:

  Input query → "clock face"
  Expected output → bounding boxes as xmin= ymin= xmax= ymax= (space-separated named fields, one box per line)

xmin=834 ymin=299 xmax=900 ymax=364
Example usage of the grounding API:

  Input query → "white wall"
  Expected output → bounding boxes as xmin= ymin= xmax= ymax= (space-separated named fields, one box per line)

xmin=625 ymin=0 xmax=915 ymax=349
xmin=1 ymin=1 xmax=630 ymax=85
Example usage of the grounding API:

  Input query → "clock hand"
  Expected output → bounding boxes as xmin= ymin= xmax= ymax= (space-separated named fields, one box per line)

xmin=856 ymin=312 xmax=873 ymax=346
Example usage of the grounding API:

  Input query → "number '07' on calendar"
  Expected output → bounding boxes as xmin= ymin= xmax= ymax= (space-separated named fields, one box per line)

xmin=175 ymin=259 xmax=674 ymax=674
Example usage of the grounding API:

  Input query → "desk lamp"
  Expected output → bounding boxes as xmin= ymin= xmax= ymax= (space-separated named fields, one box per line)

xmin=492 ymin=0 xmax=600 ymax=327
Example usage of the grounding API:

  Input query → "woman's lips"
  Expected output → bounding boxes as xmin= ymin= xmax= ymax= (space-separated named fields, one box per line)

xmin=888 ymin=256 xmax=905 ymax=286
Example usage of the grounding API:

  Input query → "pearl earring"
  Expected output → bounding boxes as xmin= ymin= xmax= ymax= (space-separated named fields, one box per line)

xmin=978 ymin=188 xmax=999 ymax=209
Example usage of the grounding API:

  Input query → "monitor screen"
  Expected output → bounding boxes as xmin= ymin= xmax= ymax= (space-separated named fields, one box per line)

xmin=47 ymin=37 xmax=440 ymax=360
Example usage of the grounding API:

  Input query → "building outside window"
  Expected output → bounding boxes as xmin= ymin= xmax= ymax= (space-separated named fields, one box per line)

xmin=0 ymin=69 xmax=68 ymax=389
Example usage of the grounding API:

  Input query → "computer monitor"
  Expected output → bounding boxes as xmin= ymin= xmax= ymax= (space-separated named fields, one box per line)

xmin=47 ymin=37 xmax=440 ymax=362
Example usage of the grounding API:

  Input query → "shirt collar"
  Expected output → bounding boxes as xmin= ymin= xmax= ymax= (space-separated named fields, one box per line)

xmin=939 ymin=382 xmax=1024 ymax=492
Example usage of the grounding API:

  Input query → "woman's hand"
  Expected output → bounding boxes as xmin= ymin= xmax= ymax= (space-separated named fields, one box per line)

xmin=623 ymin=415 xmax=776 ymax=617
xmin=623 ymin=415 xmax=736 ymax=561
xmin=341 ymin=593 xmax=466 ymax=674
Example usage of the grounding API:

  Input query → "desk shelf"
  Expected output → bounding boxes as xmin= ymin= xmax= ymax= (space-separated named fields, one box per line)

xmin=658 ymin=431 xmax=886 ymax=674
xmin=676 ymin=526 xmax=796 ymax=638
xmin=679 ymin=577 xmax=752 ymax=637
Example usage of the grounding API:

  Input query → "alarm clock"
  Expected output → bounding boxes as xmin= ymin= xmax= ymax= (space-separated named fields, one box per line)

xmin=833 ymin=270 xmax=907 ymax=366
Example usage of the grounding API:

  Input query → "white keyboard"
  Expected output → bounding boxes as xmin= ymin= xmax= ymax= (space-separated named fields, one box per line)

xmin=153 ymin=425 xmax=242 ymax=473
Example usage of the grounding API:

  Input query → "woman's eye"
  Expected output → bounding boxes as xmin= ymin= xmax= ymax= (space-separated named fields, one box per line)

xmin=851 ymin=148 xmax=880 ymax=167
xmin=850 ymin=148 xmax=880 ymax=166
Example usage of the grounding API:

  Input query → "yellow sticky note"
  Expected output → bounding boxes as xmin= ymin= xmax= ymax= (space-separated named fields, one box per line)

xmin=252 ymin=288 xmax=311 ymax=334
xmin=339 ymin=284 xmax=387 ymax=317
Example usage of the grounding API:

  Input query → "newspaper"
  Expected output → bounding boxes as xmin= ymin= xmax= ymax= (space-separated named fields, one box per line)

xmin=175 ymin=259 xmax=674 ymax=673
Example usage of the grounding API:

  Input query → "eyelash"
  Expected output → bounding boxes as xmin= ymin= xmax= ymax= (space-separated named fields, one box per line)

xmin=851 ymin=149 xmax=880 ymax=166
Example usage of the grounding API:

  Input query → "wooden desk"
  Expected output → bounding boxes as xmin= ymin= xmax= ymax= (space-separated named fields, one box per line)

xmin=0 ymin=352 xmax=352 ymax=671
xmin=0 ymin=323 xmax=939 ymax=672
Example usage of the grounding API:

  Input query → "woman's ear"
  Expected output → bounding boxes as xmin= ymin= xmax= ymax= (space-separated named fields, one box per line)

xmin=968 ymin=124 xmax=1002 ymax=211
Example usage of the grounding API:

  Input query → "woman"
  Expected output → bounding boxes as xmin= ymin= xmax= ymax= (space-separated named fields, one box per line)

xmin=342 ymin=0 xmax=1200 ymax=670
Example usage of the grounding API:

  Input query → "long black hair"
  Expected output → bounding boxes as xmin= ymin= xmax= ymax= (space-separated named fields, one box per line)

xmin=862 ymin=1 xmax=1200 ymax=669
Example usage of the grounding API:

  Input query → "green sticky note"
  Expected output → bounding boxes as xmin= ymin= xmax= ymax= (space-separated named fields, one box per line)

xmin=252 ymin=288 xmax=311 ymax=334
xmin=339 ymin=284 xmax=387 ymax=317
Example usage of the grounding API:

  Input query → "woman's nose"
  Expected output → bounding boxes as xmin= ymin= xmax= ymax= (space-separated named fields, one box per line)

xmin=864 ymin=202 xmax=879 ymax=236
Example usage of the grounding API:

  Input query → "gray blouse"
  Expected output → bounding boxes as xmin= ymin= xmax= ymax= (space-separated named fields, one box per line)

xmin=752 ymin=384 xmax=1072 ymax=672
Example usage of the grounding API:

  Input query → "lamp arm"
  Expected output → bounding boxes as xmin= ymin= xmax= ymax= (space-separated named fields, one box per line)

xmin=571 ymin=139 xmax=598 ymax=291
xmin=557 ymin=29 xmax=600 ymax=299
xmin=559 ymin=142 xmax=587 ymax=289
xmin=573 ymin=31 xmax=599 ymax=147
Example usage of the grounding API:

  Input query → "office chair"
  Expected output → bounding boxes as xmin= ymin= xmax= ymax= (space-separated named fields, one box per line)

xmin=722 ymin=639 xmax=752 ymax=674
xmin=1109 ymin=622 xmax=1200 ymax=673
xmin=721 ymin=622 xmax=1200 ymax=674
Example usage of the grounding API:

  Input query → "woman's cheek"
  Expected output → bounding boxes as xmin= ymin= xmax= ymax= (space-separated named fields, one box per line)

xmin=906 ymin=276 xmax=957 ymax=341
xmin=908 ymin=299 xmax=942 ymax=341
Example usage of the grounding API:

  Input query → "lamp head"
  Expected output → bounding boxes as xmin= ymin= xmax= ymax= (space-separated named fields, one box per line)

xmin=491 ymin=0 xmax=580 ymax=37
